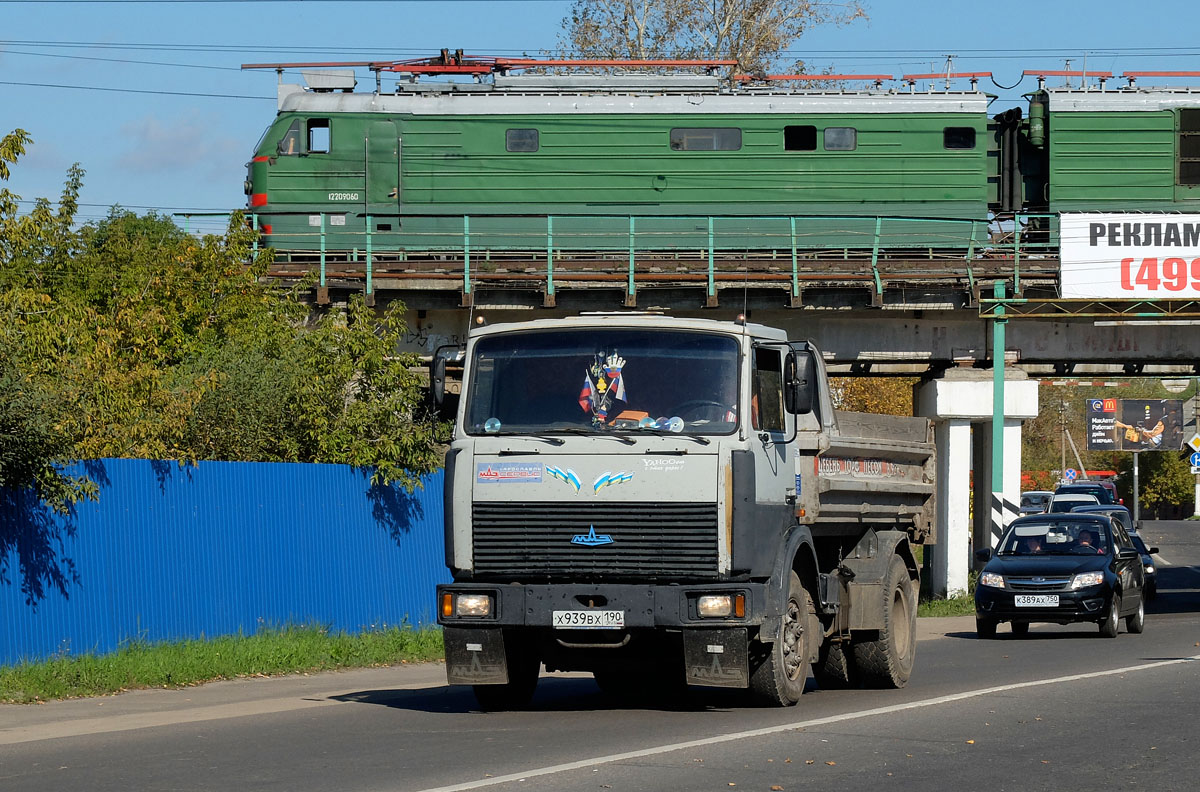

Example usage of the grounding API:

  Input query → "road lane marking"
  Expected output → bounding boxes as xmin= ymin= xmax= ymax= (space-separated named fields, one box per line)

xmin=413 ymin=654 xmax=1200 ymax=792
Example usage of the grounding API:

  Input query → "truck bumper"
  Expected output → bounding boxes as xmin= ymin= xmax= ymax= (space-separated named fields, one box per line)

xmin=437 ymin=582 xmax=767 ymax=688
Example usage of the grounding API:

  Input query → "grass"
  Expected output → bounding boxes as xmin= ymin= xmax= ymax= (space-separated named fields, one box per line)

xmin=917 ymin=593 xmax=977 ymax=618
xmin=0 ymin=624 xmax=444 ymax=704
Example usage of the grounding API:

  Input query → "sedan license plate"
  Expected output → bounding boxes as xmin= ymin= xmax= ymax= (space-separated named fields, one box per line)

xmin=552 ymin=610 xmax=625 ymax=629
xmin=1014 ymin=594 xmax=1059 ymax=607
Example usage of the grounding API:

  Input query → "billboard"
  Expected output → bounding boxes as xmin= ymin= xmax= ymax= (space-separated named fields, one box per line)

xmin=1086 ymin=398 xmax=1185 ymax=451
xmin=1060 ymin=213 xmax=1200 ymax=299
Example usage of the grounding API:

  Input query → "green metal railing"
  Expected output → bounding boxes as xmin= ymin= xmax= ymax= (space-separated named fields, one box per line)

xmin=227 ymin=211 xmax=1062 ymax=302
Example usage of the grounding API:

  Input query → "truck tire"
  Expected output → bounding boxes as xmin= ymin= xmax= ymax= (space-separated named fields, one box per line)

xmin=472 ymin=642 xmax=540 ymax=711
xmin=814 ymin=641 xmax=858 ymax=689
xmin=749 ymin=571 xmax=811 ymax=706
xmin=854 ymin=555 xmax=917 ymax=688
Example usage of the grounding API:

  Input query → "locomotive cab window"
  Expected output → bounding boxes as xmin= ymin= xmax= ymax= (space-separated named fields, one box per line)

xmin=506 ymin=128 xmax=539 ymax=152
xmin=784 ymin=125 xmax=817 ymax=151
xmin=1180 ymin=109 xmax=1200 ymax=186
xmin=276 ymin=120 xmax=302 ymax=156
xmin=944 ymin=126 xmax=977 ymax=149
xmin=670 ymin=128 xmax=742 ymax=151
xmin=307 ymin=119 xmax=331 ymax=154
xmin=824 ymin=127 xmax=857 ymax=151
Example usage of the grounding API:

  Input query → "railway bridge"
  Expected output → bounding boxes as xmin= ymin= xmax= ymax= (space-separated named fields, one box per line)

xmin=258 ymin=217 xmax=1200 ymax=599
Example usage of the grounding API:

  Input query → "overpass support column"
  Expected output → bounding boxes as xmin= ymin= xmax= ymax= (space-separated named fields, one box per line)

xmin=918 ymin=372 xmax=1038 ymax=599
xmin=933 ymin=419 xmax=972 ymax=597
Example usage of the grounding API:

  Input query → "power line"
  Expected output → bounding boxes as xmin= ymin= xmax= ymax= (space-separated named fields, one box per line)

xmin=0 ymin=80 xmax=272 ymax=99
xmin=1 ymin=48 xmax=244 ymax=71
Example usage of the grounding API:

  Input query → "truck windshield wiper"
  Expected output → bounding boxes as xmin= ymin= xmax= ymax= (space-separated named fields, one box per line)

xmin=547 ymin=426 xmax=637 ymax=445
xmin=476 ymin=430 xmax=564 ymax=446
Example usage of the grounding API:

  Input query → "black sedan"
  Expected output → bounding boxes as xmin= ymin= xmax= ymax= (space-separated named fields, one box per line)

xmin=974 ymin=513 xmax=1145 ymax=638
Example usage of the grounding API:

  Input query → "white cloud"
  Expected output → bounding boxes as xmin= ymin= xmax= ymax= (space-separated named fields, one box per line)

xmin=117 ymin=112 xmax=245 ymax=184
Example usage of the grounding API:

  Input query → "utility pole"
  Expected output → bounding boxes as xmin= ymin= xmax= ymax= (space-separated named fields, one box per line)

xmin=1060 ymin=400 xmax=1067 ymax=483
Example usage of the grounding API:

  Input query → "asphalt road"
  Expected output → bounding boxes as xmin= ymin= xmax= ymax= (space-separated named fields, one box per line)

xmin=3 ymin=520 xmax=1198 ymax=792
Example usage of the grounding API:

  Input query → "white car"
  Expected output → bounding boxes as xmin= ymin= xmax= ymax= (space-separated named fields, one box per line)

xmin=1047 ymin=492 xmax=1100 ymax=513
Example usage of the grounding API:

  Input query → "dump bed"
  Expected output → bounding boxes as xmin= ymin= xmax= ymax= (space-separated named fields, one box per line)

xmin=809 ymin=410 xmax=937 ymax=542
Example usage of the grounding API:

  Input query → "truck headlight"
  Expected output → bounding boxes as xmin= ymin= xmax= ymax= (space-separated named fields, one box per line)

xmin=979 ymin=572 xmax=1005 ymax=589
xmin=441 ymin=592 xmax=492 ymax=618
xmin=696 ymin=594 xmax=746 ymax=618
xmin=1071 ymin=572 xmax=1104 ymax=589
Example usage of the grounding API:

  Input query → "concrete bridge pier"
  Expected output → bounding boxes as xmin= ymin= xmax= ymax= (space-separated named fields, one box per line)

xmin=917 ymin=371 xmax=1039 ymax=598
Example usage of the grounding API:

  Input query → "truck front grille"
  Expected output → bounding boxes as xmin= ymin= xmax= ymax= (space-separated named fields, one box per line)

xmin=471 ymin=501 xmax=719 ymax=581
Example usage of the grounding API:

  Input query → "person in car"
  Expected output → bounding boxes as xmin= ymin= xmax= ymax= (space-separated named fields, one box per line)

xmin=1075 ymin=529 xmax=1102 ymax=553
xmin=1020 ymin=536 xmax=1044 ymax=554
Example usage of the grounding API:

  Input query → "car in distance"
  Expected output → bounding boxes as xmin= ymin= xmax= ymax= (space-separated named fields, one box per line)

xmin=1019 ymin=491 xmax=1053 ymax=515
xmin=974 ymin=513 xmax=1146 ymax=638
xmin=1055 ymin=482 xmax=1117 ymax=505
xmin=1047 ymin=492 xmax=1100 ymax=513
xmin=1071 ymin=504 xmax=1158 ymax=599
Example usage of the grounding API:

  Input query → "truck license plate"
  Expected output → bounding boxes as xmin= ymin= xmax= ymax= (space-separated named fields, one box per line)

xmin=1014 ymin=595 xmax=1058 ymax=607
xmin=552 ymin=610 xmax=625 ymax=629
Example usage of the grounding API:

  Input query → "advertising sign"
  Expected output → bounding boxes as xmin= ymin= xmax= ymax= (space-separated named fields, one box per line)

xmin=1086 ymin=398 xmax=1185 ymax=451
xmin=1060 ymin=213 xmax=1200 ymax=299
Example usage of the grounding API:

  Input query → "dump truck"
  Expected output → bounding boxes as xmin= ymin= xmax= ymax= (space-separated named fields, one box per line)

xmin=433 ymin=314 xmax=936 ymax=708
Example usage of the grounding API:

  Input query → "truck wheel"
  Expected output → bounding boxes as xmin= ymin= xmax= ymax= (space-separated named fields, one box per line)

xmin=749 ymin=571 xmax=811 ymax=706
xmin=854 ymin=555 xmax=917 ymax=688
xmin=814 ymin=641 xmax=858 ymax=689
xmin=472 ymin=644 xmax=540 ymax=711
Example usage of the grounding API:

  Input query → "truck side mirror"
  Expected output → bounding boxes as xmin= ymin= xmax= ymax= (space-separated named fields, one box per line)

xmin=431 ymin=354 xmax=447 ymax=406
xmin=784 ymin=353 xmax=814 ymax=415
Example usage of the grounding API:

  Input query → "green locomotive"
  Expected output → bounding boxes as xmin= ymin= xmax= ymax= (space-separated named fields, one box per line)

xmin=242 ymin=58 xmax=1200 ymax=265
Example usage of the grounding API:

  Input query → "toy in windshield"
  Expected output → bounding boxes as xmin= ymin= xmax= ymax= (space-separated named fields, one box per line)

xmin=579 ymin=352 xmax=627 ymax=424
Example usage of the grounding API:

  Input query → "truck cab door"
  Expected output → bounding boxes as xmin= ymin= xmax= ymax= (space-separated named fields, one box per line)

xmin=751 ymin=346 xmax=790 ymax=500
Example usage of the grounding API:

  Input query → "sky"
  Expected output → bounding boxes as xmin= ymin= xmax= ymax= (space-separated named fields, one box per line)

xmin=3 ymin=0 xmax=1198 ymax=236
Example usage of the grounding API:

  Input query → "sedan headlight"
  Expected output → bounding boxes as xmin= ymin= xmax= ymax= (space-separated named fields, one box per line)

xmin=1144 ymin=564 xmax=1156 ymax=574
xmin=979 ymin=572 xmax=1005 ymax=589
xmin=1071 ymin=571 xmax=1105 ymax=589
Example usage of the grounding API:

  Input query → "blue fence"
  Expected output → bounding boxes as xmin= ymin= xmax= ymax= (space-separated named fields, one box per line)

xmin=0 ymin=459 xmax=448 ymax=666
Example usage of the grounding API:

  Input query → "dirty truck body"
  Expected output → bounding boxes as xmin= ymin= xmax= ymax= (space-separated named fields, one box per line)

xmin=436 ymin=315 xmax=935 ymax=708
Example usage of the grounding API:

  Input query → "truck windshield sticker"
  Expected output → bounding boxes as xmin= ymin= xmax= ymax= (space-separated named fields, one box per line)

xmin=580 ymin=352 xmax=627 ymax=424
xmin=592 ymin=471 xmax=633 ymax=493
xmin=476 ymin=463 xmax=543 ymax=484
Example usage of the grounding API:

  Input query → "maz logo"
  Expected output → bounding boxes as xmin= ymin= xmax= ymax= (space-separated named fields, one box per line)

xmin=571 ymin=526 xmax=614 ymax=546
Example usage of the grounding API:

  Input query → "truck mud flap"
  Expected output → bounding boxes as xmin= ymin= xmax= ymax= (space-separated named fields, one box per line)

xmin=683 ymin=628 xmax=749 ymax=688
xmin=443 ymin=627 xmax=509 ymax=685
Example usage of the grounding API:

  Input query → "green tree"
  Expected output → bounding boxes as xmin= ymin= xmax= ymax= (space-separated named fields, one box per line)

xmin=560 ymin=0 xmax=867 ymax=74
xmin=829 ymin=377 xmax=915 ymax=416
xmin=1118 ymin=451 xmax=1194 ymax=519
xmin=0 ymin=129 xmax=93 ymax=512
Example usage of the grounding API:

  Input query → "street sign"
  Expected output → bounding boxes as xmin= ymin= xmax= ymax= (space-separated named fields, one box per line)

xmin=1190 ymin=434 xmax=1200 ymax=453
xmin=1192 ymin=466 xmax=1200 ymax=475
xmin=1191 ymin=452 xmax=1200 ymax=467
xmin=1065 ymin=468 xmax=1078 ymax=481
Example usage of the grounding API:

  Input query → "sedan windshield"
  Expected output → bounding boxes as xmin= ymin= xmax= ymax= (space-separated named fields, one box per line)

xmin=998 ymin=521 xmax=1112 ymax=555
xmin=464 ymin=328 xmax=740 ymax=436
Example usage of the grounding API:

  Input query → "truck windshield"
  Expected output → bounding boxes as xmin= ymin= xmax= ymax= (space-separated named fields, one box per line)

xmin=464 ymin=328 xmax=740 ymax=436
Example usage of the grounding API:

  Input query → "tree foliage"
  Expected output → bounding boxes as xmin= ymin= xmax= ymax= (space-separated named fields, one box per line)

xmin=560 ymin=0 xmax=867 ymax=73
xmin=1 ymin=130 xmax=447 ymax=504
xmin=829 ymin=377 xmax=915 ymax=416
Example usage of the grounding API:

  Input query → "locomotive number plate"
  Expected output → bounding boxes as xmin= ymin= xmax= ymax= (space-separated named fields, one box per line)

xmin=552 ymin=610 xmax=625 ymax=629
